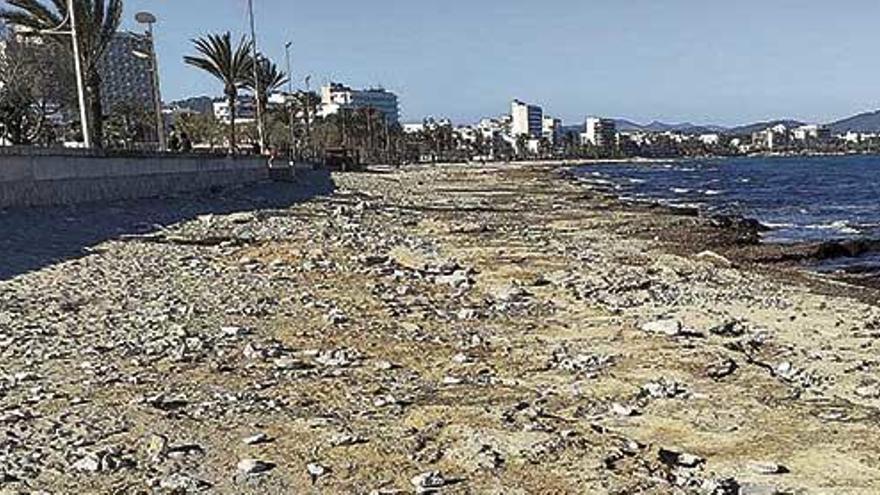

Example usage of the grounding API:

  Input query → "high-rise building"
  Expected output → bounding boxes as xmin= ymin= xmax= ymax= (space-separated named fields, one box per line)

xmin=318 ymin=82 xmax=400 ymax=124
xmin=99 ymin=32 xmax=157 ymax=113
xmin=582 ymin=117 xmax=617 ymax=148
xmin=511 ymin=99 xmax=543 ymax=138
xmin=542 ymin=116 xmax=562 ymax=144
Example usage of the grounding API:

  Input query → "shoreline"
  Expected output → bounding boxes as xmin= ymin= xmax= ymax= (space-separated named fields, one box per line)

xmin=558 ymin=160 xmax=880 ymax=294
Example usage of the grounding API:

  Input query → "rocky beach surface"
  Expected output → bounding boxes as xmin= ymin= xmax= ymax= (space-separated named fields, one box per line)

xmin=1 ymin=163 xmax=879 ymax=494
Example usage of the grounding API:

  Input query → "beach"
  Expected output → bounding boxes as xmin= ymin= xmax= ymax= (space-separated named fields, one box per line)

xmin=1 ymin=162 xmax=879 ymax=494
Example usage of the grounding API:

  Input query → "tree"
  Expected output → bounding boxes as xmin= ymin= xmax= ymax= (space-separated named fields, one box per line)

xmin=184 ymin=32 xmax=253 ymax=154
xmin=176 ymin=112 xmax=225 ymax=151
xmin=104 ymin=101 xmax=152 ymax=149
xmin=245 ymin=56 xmax=286 ymax=119
xmin=1 ymin=0 xmax=124 ymax=148
xmin=0 ymin=30 xmax=74 ymax=145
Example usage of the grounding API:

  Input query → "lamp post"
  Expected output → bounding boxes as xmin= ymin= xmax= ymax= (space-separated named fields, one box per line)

xmin=67 ymin=0 xmax=91 ymax=148
xmin=304 ymin=74 xmax=312 ymax=159
xmin=246 ymin=0 xmax=265 ymax=154
xmin=37 ymin=0 xmax=90 ymax=147
xmin=134 ymin=11 xmax=165 ymax=151
xmin=285 ymin=41 xmax=295 ymax=162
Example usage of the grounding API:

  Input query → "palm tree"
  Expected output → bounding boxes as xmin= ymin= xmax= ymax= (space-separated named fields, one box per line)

xmin=246 ymin=56 xmax=287 ymax=118
xmin=1 ymin=0 xmax=124 ymax=148
xmin=184 ymin=32 xmax=253 ymax=154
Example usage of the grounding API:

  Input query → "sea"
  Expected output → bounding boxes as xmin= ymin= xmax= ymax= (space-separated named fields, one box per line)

xmin=576 ymin=155 xmax=880 ymax=276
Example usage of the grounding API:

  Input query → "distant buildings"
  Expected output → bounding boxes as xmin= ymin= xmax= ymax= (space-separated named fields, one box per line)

xmin=582 ymin=117 xmax=617 ymax=148
xmin=213 ymin=95 xmax=256 ymax=124
xmin=318 ymin=82 xmax=400 ymax=125
xmin=542 ymin=116 xmax=562 ymax=144
xmin=511 ymin=100 xmax=543 ymax=138
xmin=792 ymin=124 xmax=831 ymax=142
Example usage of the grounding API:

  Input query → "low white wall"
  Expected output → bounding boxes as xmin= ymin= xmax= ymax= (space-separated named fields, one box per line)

xmin=0 ymin=150 xmax=269 ymax=208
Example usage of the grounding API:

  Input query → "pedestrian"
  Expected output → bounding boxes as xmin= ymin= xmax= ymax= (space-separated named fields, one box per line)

xmin=180 ymin=131 xmax=192 ymax=153
xmin=167 ymin=126 xmax=180 ymax=152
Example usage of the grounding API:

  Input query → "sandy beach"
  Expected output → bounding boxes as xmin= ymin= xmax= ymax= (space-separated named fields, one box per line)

xmin=1 ymin=163 xmax=878 ymax=494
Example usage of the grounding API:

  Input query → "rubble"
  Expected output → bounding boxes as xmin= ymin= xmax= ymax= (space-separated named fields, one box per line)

xmin=0 ymin=164 xmax=876 ymax=492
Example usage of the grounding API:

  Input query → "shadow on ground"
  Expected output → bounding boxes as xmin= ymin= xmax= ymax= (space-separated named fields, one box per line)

xmin=0 ymin=169 xmax=335 ymax=281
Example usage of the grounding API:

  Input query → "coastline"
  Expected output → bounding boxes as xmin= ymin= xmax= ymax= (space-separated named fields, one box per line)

xmin=1 ymin=162 xmax=879 ymax=492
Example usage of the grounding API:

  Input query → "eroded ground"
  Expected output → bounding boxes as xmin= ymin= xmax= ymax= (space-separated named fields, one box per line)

xmin=1 ymin=164 xmax=879 ymax=494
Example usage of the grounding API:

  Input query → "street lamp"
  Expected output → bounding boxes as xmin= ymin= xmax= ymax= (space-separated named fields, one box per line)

xmin=285 ymin=41 xmax=295 ymax=162
xmin=304 ymin=74 xmax=312 ymax=159
xmin=134 ymin=11 xmax=166 ymax=152
xmin=37 ymin=0 xmax=91 ymax=148
xmin=247 ymin=0 xmax=265 ymax=154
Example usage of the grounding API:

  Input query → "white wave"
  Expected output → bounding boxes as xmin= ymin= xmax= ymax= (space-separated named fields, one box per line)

xmin=803 ymin=220 xmax=861 ymax=234
xmin=671 ymin=188 xmax=691 ymax=194
xmin=703 ymin=190 xmax=724 ymax=196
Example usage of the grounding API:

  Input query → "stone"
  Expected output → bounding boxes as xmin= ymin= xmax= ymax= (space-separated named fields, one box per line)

xmin=145 ymin=434 xmax=168 ymax=460
xmin=72 ymin=454 xmax=102 ymax=473
xmin=307 ymin=462 xmax=329 ymax=482
xmin=243 ymin=433 xmax=271 ymax=445
xmin=706 ymin=358 xmax=738 ymax=380
xmin=610 ymin=403 xmax=639 ymax=417
xmin=410 ymin=471 xmax=448 ymax=493
xmin=158 ymin=473 xmax=212 ymax=491
xmin=658 ymin=448 xmax=704 ymax=468
xmin=237 ymin=459 xmax=275 ymax=475
xmin=748 ymin=461 xmax=789 ymax=475
xmin=739 ymin=483 xmax=784 ymax=495
xmin=640 ymin=319 xmax=683 ymax=336
xmin=331 ymin=433 xmax=367 ymax=447
xmin=710 ymin=320 xmax=748 ymax=337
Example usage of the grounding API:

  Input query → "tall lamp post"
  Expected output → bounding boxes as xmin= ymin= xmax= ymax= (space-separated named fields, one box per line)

xmin=247 ymin=0 xmax=265 ymax=154
xmin=285 ymin=41 xmax=295 ymax=162
xmin=134 ymin=11 xmax=165 ymax=151
xmin=38 ymin=0 xmax=91 ymax=147
xmin=304 ymin=74 xmax=312 ymax=159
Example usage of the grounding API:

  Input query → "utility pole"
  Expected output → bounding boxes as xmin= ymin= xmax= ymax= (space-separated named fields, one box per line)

xmin=247 ymin=0 xmax=265 ymax=154
xmin=285 ymin=41 xmax=295 ymax=162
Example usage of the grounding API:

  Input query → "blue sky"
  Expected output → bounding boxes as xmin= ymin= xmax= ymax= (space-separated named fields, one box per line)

xmin=121 ymin=0 xmax=880 ymax=126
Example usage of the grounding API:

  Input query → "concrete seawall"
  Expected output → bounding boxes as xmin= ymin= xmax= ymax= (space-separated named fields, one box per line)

xmin=0 ymin=149 xmax=269 ymax=208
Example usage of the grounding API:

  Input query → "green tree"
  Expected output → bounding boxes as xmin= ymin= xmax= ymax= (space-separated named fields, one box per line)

xmin=1 ymin=0 xmax=124 ymax=148
xmin=184 ymin=32 xmax=253 ymax=154
xmin=245 ymin=56 xmax=287 ymax=120
xmin=104 ymin=100 xmax=152 ymax=149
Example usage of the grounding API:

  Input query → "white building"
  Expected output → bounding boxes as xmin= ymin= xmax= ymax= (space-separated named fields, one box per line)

xmin=511 ymin=99 xmax=543 ymax=138
xmin=698 ymin=133 xmax=720 ymax=146
xmin=213 ymin=96 xmax=256 ymax=124
xmin=792 ymin=124 xmax=831 ymax=141
xmin=318 ymin=82 xmax=400 ymax=124
xmin=542 ymin=116 xmax=562 ymax=144
xmin=582 ymin=117 xmax=617 ymax=147
xmin=403 ymin=123 xmax=425 ymax=134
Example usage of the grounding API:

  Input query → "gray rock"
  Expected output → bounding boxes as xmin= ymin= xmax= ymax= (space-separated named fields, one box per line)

xmin=658 ymin=448 xmax=704 ymax=468
xmin=748 ymin=461 xmax=789 ymax=475
xmin=237 ymin=458 xmax=275 ymax=475
xmin=640 ymin=319 xmax=683 ymax=336
xmin=243 ymin=433 xmax=271 ymax=445
xmin=158 ymin=473 xmax=212 ymax=491
xmin=410 ymin=471 xmax=448 ymax=493
xmin=71 ymin=454 xmax=102 ymax=473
